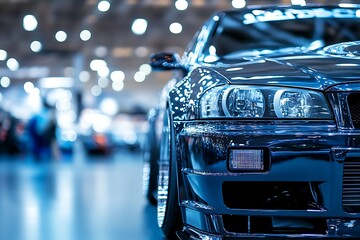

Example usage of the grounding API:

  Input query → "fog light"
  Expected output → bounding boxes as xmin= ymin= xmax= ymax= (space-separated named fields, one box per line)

xmin=229 ymin=149 xmax=264 ymax=171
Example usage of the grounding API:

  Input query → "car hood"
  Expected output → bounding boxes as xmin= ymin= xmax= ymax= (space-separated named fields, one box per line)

xmin=212 ymin=45 xmax=360 ymax=91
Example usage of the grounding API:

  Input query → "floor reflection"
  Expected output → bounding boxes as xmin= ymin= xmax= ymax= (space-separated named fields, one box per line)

xmin=0 ymin=145 xmax=165 ymax=240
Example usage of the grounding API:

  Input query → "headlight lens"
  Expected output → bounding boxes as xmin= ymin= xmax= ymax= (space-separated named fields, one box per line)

xmin=221 ymin=87 xmax=265 ymax=117
xmin=274 ymin=90 xmax=312 ymax=118
xmin=200 ymin=85 xmax=332 ymax=119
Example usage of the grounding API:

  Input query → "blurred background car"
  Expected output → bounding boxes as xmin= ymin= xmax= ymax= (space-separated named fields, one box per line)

xmin=77 ymin=108 xmax=115 ymax=154
xmin=78 ymin=107 xmax=148 ymax=154
xmin=112 ymin=111 xmax=148 ymax=151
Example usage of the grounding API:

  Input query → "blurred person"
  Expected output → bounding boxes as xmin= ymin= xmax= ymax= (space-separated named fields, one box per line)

xmin=0 ymin=110 xmax=22 ymax=155
xmin=4 ymin=112 xmax=22 ymax=154
xmin=0 ymin=108 xmax=7 ymax=153
xmin=27 ymin=98 xmax=60 ymax=161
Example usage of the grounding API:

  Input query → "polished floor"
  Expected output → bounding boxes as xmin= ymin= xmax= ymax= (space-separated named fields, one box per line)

xmin=0 ymin=143 xmax=165 ymax=240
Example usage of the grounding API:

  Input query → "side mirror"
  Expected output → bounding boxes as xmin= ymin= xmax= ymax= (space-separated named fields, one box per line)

xmin=149 ymin=52 xmax=185 ymax=71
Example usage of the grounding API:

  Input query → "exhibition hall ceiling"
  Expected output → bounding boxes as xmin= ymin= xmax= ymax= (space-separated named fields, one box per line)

xmin=0 ymin=0 xmax=228 ymax=82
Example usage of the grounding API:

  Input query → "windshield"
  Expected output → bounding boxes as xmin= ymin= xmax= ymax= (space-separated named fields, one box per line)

xmin=201 ymin=7 xmax=360 ymax=62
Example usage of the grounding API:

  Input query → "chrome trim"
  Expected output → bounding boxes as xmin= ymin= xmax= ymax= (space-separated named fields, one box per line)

xmin=181 ymin=200 xmax=215 ymax=211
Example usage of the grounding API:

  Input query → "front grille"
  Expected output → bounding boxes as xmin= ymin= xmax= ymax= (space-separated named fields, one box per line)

xmin=343 ymin=157 xmax=360 ymax=213
xmin=223 ymin=182 xmax=323 ymax=210
xmin=222 ymin=215 xmax=327 ymax=234
xmin=348 ymin=93 xmax=360 ymax=129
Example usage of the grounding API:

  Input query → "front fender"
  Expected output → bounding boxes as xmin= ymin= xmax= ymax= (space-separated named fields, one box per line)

xmin=168 ymin=67 xmax=228 ymax=121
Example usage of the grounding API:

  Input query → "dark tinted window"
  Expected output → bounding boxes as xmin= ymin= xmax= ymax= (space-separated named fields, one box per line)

xmin=201 ymin=8 xmax=360 ymax=61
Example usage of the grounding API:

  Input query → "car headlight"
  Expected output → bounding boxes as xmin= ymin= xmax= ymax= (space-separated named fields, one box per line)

xmin=222 ymin=87 xmax=265 ymax=117
xmin=200 ymin=85 xmax=332 ymax=119
xmin=273 ymin=90 xmax=312 ymax=118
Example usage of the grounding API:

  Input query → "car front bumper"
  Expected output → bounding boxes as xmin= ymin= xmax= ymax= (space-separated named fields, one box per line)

xmin=175 ymin=120 xmax=360 ymax=238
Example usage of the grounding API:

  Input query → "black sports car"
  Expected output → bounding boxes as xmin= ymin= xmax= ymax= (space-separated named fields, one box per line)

xmin=143 ymin=4 xmax=360 ymax=239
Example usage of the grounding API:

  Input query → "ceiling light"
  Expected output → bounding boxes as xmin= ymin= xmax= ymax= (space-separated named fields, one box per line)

xmin=91 ymin=85 xmax=102 ymax=96
xmin=98 ymin=77 xmax=109 ymax=88
xmin=98 ymin=0 xmax=111 ymax=12
xmin=232 ymin=0 xmax=246 ymax=9
xmin=291 ymin=0 xmax=306 ymax=5
xmin=97 ymin=66 xmax=110 ymax=77
xmin=55 ymin=31 xmax=67 ymax=42
xmin=90 ymin=59 xmax=107 ymax=71
xmin=7 ymin=58 xmax=19 ymax=71
xmin=134 ymin=71 xmax=146 ymax=82
xmin=112 ymin=81 xmax=124 ymax=92
xmin=131 ymin=18 xmax=148 ymax=35
xmin=175 ymin=0 xmax=188 ymax=11
xmin=39 ymin=77 xmax=74 ymax=88
xmin=169 ymin=22 xmax=182 ymax=34
xmin=79 ymin=71 xmax=91 ymax=82
xmin=23 ymin=15 xmax=38 ymax=31
xmin=139 ymin=64 xmax=152 ymax=75
xmin=24 ymin=82 xmax=35 ymax=94
xmin=0 ymin=49 xmax=7 ymax=61
xmin=30 ymin=41 xmax=42 ymax=53
xmin=80 ymin=30 xmax=91 ymax=41
xmin=110 ymin=71 xmax=125 ymax=82
xmin=0 ymin=77 xmax=10 ymax=88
